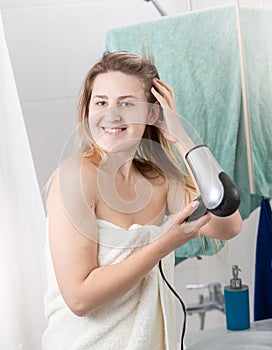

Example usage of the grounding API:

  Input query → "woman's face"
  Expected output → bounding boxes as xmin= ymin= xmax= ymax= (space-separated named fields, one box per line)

xmin=88 ymin=71 xmax=151 ymax=152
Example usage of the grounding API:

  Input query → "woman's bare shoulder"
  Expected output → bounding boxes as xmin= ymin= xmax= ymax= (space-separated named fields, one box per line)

xmin=46 ymin=156 xmax=99 ymax=212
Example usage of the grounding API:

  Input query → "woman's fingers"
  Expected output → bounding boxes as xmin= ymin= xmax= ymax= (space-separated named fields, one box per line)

xmin=175 ymin=201 xmax=211 ymax=235
xmin=151 ymin=78 xmax=176 ymax=111
xmin=163 ymin=201 xmax=200 ymax=229
xmin=161 ymin=201 xmax=211 ymax=251
xmin=176 ymin=201 xmax=200 ymax=224
xmin=151 ymin=78 xmax=183 ymax=144
xmin=183 ymin=212 xmax=211 ymax=235
xmin=151 ymin=86 xmax=167 ymax=108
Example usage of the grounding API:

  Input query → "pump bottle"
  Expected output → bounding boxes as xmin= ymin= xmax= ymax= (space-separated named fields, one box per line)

xmin=224 ymin=265 xmax=250 ymax=330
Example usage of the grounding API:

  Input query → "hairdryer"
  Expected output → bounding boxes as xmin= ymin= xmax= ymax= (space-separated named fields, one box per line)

xmin=184 ymin=145 xmax=240 ymax=222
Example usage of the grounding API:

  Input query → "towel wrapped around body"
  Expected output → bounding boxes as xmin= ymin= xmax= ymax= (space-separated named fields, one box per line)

xmin=42 ymin=218 xmax=176 ymax=350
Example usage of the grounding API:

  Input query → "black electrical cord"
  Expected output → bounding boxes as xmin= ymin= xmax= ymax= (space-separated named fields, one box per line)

xmin=159 ymin=260 xmax=186 ymax=350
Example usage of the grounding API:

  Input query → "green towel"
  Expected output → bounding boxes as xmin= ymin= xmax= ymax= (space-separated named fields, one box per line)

xmin=241 ymin=8 xmax=272 ymax=198
xmin=104 ymin=6 xmax=272 ymax=262
xmin=174 ymin=235 xmax=225 ymax=265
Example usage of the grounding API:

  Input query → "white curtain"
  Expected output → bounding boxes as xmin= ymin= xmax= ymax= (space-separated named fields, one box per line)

xmin=0 ymin=12 xmax=46 ymax=350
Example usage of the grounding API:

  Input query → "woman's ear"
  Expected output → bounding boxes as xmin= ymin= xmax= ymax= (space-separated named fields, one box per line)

xmin=147 ymin=102 xmax=160 ymax=125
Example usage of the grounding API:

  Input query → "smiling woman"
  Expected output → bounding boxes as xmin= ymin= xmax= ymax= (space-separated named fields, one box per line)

xmin=88 ymin=71 xmax=149 ymax=152
xmin=42 ymin=51 xmax=242 ymax=350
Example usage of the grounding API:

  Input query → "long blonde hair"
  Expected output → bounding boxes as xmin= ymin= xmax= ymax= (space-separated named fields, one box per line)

xmin=77 ymin=51 xmax=195 ymax=191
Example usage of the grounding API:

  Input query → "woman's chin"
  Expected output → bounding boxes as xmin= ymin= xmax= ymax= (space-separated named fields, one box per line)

xmin=97 ymin=138 xmax=141 ymax=155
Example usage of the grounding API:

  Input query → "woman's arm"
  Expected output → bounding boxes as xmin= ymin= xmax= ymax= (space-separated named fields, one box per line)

xmin=47 ymin=160 xmax=209 ymax=317
xmin=167 ymin=180 xmax=242 ymax=241
xmin=152 ymin=79 xmax=243 ymax=240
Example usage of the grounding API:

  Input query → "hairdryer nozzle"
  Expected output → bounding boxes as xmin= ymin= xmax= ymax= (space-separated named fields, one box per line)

xmin=185 ymin=145 xmax=240 ymax=217
xmin=209 ymin=172 xmax=240 ymax=217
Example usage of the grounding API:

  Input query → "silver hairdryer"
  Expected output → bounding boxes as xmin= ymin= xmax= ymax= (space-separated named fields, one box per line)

xmin=185 ymin=145 xmax=240 ymax=221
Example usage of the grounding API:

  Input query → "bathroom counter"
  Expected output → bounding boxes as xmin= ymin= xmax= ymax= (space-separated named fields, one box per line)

xmin=184 ymin=318 xmax=272 ymax=349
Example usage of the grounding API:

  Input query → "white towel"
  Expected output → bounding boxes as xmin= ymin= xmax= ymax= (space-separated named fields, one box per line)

xmin=42 ymin=218 xmax=176 ymax=350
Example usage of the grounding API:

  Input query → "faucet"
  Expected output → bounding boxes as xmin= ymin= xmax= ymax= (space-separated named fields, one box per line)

xmin=185 ymin=282 xmax=225 ymax=330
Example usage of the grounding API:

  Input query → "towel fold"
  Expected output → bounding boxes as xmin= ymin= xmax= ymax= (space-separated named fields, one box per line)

xmin=104 ymin=6 xmax=272 ymax=222
xmin=254 ymin=199 xmax=272 ymax=321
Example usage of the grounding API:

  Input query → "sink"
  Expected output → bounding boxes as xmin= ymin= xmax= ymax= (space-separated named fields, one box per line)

xmin=185 ymin=319 xmax=272 ymax=350
xmin=186 ymin=331 xmax=272 ymax=349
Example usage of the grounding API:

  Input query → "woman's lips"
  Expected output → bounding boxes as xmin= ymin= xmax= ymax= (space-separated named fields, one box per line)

xmin=102 ymin=127 xmax=127 ymax=136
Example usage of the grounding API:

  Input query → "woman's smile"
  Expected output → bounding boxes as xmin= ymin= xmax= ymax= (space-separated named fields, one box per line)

xmin=102 ymin=126 xmax=127 ymax=136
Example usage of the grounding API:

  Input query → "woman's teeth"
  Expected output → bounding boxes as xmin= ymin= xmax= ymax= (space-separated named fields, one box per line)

xmin=103 ymin=127 xmax=125 ymax=134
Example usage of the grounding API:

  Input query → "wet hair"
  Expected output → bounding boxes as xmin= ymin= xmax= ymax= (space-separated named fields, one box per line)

xmin=76 ymin=51 xmax=195 ymax=191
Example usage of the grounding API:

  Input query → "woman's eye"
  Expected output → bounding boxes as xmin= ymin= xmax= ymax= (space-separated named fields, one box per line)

xmin=96 ymin=101 xmax=107 ymax=106
xmin=120 ymin=101 xmax=134 ymax=107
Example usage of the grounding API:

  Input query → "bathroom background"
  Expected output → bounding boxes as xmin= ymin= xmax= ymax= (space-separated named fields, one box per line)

xmin=0 ymin=0 xmax=271 ymax=349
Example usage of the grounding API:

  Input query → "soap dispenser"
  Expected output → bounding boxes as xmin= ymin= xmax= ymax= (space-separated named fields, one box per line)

xmin=224 ymin=265 xmax=250 ymax=331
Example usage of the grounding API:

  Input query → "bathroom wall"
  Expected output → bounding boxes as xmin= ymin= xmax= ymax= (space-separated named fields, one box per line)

xmin=0 ymin=0 xmax=270 ymax=334
xmin=1 ymin=0 xmax=268 ymax=189
xmin=175 ymin=0 xmax=271 ymax=12
xmin=0 ymin=0 xmax=163 ymax=190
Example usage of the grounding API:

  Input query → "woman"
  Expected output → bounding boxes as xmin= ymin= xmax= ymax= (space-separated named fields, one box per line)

xmin=42 ymin=51 xmax=242 ymax=350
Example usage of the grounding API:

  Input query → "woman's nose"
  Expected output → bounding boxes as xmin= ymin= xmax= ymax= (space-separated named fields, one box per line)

xmin=104 ymin=106 xmax=122 ymax=123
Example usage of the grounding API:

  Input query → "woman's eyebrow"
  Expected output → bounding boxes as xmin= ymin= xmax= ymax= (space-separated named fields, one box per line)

xmin=118 ymin=95 xmax=139 ymax=100
xmin=92 ymin=94 xmax=108 ymax=99
xmin=92 ymin=95 xmax=139 ymax=100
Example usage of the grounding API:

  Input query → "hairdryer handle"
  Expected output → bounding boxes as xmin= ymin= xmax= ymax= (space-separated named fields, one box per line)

xmin=185 ymin=196 xmax=208 ymax=222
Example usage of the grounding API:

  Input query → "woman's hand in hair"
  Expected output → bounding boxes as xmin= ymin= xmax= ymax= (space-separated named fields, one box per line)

xmin=151 ymin=78 xmax=177 ymax=112
xmin=151 ymin=79 xmax=195 ymax=151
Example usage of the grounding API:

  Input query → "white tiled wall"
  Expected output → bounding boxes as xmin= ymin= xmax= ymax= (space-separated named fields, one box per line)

xmin=0 ymin=0 xmax=162 ymax=188
xmin=1 ymin=0 xmax=270 ymax=187
xmin=2 ymin=6 xmax=65 ymax=103
xmin=177 ymin=0 xmax=272 ymax=12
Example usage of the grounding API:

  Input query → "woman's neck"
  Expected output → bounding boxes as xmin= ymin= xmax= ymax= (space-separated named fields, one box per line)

xmin=100 ymin=148 xmax=138 ymax=182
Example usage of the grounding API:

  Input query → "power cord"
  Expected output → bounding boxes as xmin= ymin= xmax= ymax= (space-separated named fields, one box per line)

xmin=159 ymin=260 xmax=187 ymax=350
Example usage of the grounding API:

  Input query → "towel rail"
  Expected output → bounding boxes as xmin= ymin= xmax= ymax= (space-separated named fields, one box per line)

xmin=142 ymin=0 xmax=167 ymax=16
xmin=186 ymin=0 xmax=193 ymax=11
xmin=235 ymin=0 xmax=256 ymax=194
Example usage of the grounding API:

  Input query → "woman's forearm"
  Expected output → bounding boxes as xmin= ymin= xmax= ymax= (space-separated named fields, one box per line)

xmin=200 ymin=210 xmax=242 ymax=240
xmin=174 ymin=130 xmax=196 ymax=157
xmin=73 ymin=235 xmax=170 ymax=316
